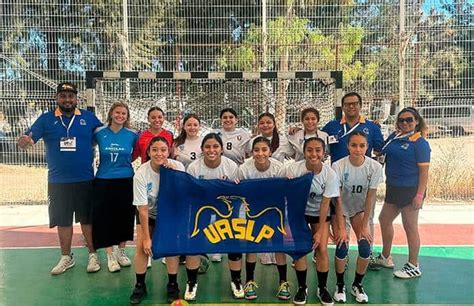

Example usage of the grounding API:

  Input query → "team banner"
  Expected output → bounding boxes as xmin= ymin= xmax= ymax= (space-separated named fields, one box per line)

xmin=152 ymin=167 xmax=314 ymax=260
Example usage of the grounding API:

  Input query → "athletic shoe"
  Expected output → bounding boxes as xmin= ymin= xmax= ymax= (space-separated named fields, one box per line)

xmin=291 ymin=260 xmax=295 ymax=268
xmin=393 ymin=262 xmax=422 ymax=279
xmin=87 ymin=252 xmax=101 ymax=273
xmin=351 ymin=283 xmax=368 ymax=303
xmin=184 ymin=281 xmax=198 ymax=301
xmin=243 ymin=280 xmax=258 ymax=300
xmin=107 ymin=253 xmax=120 ymax=273
xmin=368 ymin=253 xmax=382 ymax=271
xmin=115 ymin=247 xmax=131 ymax=267
xmin=161 ymin=257 xmax=166 ymax=264
xmin=198 ymin=255 xmax=210 ymax=274
xmin=129 ymin=283 xmax=147 ymax=304
xmin=333 ymin=283 xmax=346 ymax=303
xmin=317 ymin=287 xmax=334 ymax=306
xmin=210 ymin=254 xmax=222 ymax=262
xmin=312 ymin=253 xmax=317 ymax=264
xmin=276 ymin=281 xmax=291 ymax=300
xmin=293 ymin=286 xmax=308 ymax=305
xmin=147 ymin=256 xmax=152 ymax=268
xmin=167 ymin=283 xmax=180 ymax=303
xmin=374 ymin=254 xmax=395 ymax=268
xmin=51 ymin=254 xmax=75 ymax=275
xmin=230 ymin=280 xmax=244 ymax=299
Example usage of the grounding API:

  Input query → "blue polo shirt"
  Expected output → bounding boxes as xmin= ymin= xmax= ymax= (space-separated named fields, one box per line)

xmin=382 ymin=132 xmax=431 ymax=187
xmin=94 ymin=126 xmax=138 ymax=179
xmin=28 ymin=108 xmax=102 ymax=183
xmin=322 ymin=116 xmax=384 ymax=163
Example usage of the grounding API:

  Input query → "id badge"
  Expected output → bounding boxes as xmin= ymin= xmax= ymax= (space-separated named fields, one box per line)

xmin=377 ymin=154 xmax=386 ymax=164
xmin=328 ymin=135 xmax=339 ymax=144
xmin=60 ymin=137 xmax=77 ymax=152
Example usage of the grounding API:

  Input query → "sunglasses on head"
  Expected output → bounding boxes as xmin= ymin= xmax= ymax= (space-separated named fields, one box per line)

xmin=398 ymin=117 xmax=414 ymax=123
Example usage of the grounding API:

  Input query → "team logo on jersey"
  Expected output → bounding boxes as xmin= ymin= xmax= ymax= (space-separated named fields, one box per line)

xmin=191 ymin=196 xmax=286 ymax=244
xmin=237 ymin=135 xmax=242 ymax=141
xmin=363 ymin=127 xmax=369 ymax=134
xmin=344 ymin=172 xmax=349 ymax=182
xmin=179 ymin=145 xmax=185 ymax=150
xmin=309 ymin=192 xmax=317 ymax=199
xmin=80 ymin=119 xmax=86 ymax=125
xmin=401 ymin=143 xmax=410 ymax=150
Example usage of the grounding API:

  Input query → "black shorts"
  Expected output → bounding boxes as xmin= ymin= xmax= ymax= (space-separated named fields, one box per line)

xmin=48 ymin=181 xmax=93 ymax=228
xmin=136 ymin=212 xmax=156 ymax=239
xmin=305 ymin=215 xmax=332 ymax=225
xmin=385 ymin=185 xmax=426 ymax=208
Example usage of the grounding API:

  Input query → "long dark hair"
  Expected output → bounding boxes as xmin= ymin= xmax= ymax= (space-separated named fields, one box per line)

xmin=258 ymin=112 xmax=280 ymax=153
xmin=174 ymin=113 xmax=200 ymax=147
xmin=397 ymin=107 xmax=428 ymax=137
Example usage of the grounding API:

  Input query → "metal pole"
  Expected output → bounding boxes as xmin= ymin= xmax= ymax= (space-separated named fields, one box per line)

xmin=399 ymin=0 xmax=406 ymax=109
xmin=262 ymin=0 xmax=267 ymax=70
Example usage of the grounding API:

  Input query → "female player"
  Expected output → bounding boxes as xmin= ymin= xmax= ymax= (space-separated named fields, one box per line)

xmin=173 ymin=113 xmax=203 ymax=169
xmin=376 ymin=107 xmax=430 ymax=279
xmin=187 ymin=133 xmax=244 ymax=299
xmin=214 ymin=108 xmax=251 ymax=165
xmin=133 ymin=106 xmax=174 ymax=163
xmin=247 ymin=112 xmax=293 ymax=162
xmin=288 ymin=107 xmax=329 ymax=161
xmin=92 ymin=102 xmax=138 ymax=273
xmin=129 ymin=137 xmax=200 ymax=304
xmin=237 ymin=137 xmax=291 ymax=301
xmin=331 ymin=131 xmax=383 ymax=303
xmin=281 ymin=137 xmax=345 ymax=305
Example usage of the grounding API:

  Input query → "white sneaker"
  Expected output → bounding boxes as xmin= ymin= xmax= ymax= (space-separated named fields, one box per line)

xmin=161 ymin=257 xmax=166 ymax=264
xmin=351 ymin=284 xmax=368 ymax=303
xmin=230 ymin=280 xmax=244 ymax=299
xmin=375 ymin=253 xmax=395 ymax=268
xmin=210 ymin=254 xmax=222 ymax=262
xmin=333 ymin=284 xmax=346 ymax=303
xmin=147 ymin=256 xmax=152 ymax=268
xmin=51 ymin=254 xmax=75 ymax=275
xmin=115 ymin=247 xmax=132 ymax=267
xmin=394 ymin=262 xmax=422 ymax=279
xmin=107 ymin=253 xmax=120 ymax=273
xmin=87 ymin=252 xmax=101 ymax=273
xmin=184 ymin=281 xmax=198 ymax=301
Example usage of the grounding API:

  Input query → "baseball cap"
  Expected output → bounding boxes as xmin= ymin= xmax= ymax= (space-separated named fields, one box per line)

xmin=57 ymin=82 xmax=78 ymax=94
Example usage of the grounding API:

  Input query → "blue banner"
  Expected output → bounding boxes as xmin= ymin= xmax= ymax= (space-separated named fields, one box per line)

xmin=152 ymin=167 xmax=313 ymax=260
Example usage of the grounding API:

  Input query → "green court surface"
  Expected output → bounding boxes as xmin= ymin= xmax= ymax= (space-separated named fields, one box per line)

xmin=0 ymin=247 xmax=473 ymax=305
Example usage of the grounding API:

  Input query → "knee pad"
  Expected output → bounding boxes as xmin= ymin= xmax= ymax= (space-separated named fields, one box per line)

xmin=228 ymin=253 xmax=242 ymax=261
xmin=358 ymin=239 xmax=371 ymax=259
xmin=335 ymin=242 xmax=348 ymax=260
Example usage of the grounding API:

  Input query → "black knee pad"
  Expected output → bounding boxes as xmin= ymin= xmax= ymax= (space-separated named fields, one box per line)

xmin=228 ymin=253 xmax=242 ymax=261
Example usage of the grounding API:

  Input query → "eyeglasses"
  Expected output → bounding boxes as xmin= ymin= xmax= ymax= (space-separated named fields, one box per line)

xmin=398 ymin=117 xmax=414 ymax=124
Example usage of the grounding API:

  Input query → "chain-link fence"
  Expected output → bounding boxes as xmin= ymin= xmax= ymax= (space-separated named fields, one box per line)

xmin=1 ymin=1 xmax=473 ymax=203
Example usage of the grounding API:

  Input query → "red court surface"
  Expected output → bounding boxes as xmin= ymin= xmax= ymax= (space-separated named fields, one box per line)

xmin=1 ymin=224 xmax=473 ymax=248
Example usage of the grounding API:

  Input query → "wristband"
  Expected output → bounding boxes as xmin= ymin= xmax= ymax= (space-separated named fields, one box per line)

xmin=415 ymin=193 xmax=424 ymax=199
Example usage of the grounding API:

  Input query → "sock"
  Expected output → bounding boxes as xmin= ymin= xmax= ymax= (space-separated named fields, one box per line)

xmin=336 ymin=272 xmax=345 ymax=285
xmin=245 ymin=261 xmax=256 ymax=282
xmin=230 ymin=269 xmax=241 ymax=283
xmin=295 ymin=269 xmax=307 ymax=288
xmin=353 ymin=272 xmax=364 ymax=286
xmin=186 ymin=268 xmax=199 ymax=284
xmin=277 ymin=264 xmax=287 ymax=283
xmin=168 ymin=273 xmax=177 ymax=285
xmin=136 ymin=272 xmax=146 ymax=286
xmin=317 ymin=270 xmax=329 ymax=289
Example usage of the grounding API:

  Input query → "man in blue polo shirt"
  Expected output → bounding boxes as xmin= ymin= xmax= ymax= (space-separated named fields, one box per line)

xmin=18 ymin=82 xmax=103 ymax=275
xmin=322 ymin=92 xmax=384 ymax=273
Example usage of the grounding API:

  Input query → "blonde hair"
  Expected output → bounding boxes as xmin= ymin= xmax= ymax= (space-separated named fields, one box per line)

xmin=107 ymin=102 xmax=131 ymax=128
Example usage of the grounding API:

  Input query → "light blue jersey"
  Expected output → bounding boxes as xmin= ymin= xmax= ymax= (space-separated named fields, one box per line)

xmin=94 ymin=126 xmax=138 ymax=179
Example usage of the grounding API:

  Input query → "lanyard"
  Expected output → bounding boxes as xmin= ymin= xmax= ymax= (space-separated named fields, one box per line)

xmin=59 ymin=115 xmax=76 ymax=138
xmin=340 ymin=122 xmax=361 ymax=139
xmin=381 ymin=131 xmax=414 ymax=152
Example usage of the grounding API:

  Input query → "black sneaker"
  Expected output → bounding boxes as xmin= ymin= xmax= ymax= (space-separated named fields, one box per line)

xmin=293 ymin=286 xmax=308 ymax=305
xmin=317 ymin=286 xmax=334 ymax=306
xmin=167 ymin=282 xmax=180 ymax=303
xmin=129 ymin=283 xmax=147 ymax=304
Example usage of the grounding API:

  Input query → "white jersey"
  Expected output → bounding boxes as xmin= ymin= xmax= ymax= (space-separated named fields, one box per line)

xmin=332 ymin=156 xmax=383 ymax=217
xmin=214 ymin=128 xmax=251 ymax=165
xmin=237 ymin=157 xmax=283 ymax=180
xmin=246 ymin=134 xmax=294 ymax=163
xmin=174 ymin=136 xmax=203 ymax=169
xmin=281 ymin=160 xmax=339 ymax=217
xmin=288 ymin=129 xmax=329 ymax=161
xmin=133 ymin=159 xmax=185 ymax=220
xmin=187 ymin=155 xmax=239 ymax=181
